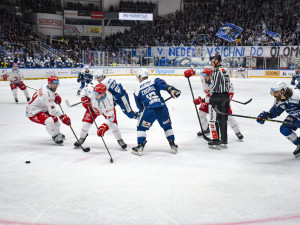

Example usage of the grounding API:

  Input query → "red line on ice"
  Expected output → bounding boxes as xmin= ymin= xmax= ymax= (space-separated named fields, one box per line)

xmin=1 ymin=214 xmax=300 ymax=225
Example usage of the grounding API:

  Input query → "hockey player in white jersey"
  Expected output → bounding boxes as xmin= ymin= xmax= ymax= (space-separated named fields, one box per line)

xmin=185 ymin=67 xmax=243 ymax=140
xmin=2 ymin=63 xmax=30 ymax=103
xmin=94 ymin=69 xmax=136 ymax=119
xmin=26 ymin=76 xmax=71 ymax=144
xmin=74 ymin=82 xmax=127 ymax=149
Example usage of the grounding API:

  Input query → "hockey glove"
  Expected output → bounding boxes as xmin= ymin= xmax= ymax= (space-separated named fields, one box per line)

xmin=54 ymin=93 xmax=61 ymax=104
xmin=81 ymin=96 xmax=91 ymax=109
xmin=291 ymin=80 xmax=296 ymax=85
xmin=184 ymin=68 xmax=195 ymax=78
xmin=257 ymin=111 xmax=268 ymax=124
xmin=97 ymin=123 xmax=109 ymax=137
xmin=2 ymin=74 xmax=8 ymax=81
xmin=193 ymin=97 xmax=204 ymax=105
xmin=60 ymin=114 xmax=71 ymax=126
xmin=166 ymin=85 xmax=181 ymax=98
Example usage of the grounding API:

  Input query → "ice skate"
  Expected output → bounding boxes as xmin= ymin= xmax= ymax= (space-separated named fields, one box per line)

xmin=58 ymin=132 xmax=65 ymax=139
xmin=197 ymin=127 xmax=210 ymax=137
xmin=52 ymin=134 xmax=63 ymax=145
xmin=293 ymin=144 xmax=300 ymax=158
xmin=236 ymin=132 xmax=243 ymax=141
xmin=208 ymin=139 xmax=220 ymax=150
xmin=218 ymin=140 xmax=228 ymax=149
xmin=117 ymin=139 xmax=127 ymax=150
xmin=132 ymin=140 xmax=147 ymax=156
xmin=74 ymin=134 xmax=88 ymax=147
xmin=168 ymin=139 xmax=178 ymax=154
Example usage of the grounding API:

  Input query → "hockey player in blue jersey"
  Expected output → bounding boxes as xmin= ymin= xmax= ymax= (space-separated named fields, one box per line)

xmin=132 ymin=68 xmax=181 ymax=156
xmin=77 ymin=65 xmax=93 ymax=95
xmin=291 ymin=66 xmax=300 ymax=89
xmin=94 ymin=69 xmax=136 ymax=119
xmin=257 ymin=81 xmax=300 ymax=158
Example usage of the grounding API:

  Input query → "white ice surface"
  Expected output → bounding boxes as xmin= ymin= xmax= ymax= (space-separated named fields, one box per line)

xmin=0 ymin=77 xmax=300 ymax=225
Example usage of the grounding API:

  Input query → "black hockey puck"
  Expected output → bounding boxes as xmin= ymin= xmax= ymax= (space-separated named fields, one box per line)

xmin=110 ymin=158 xmax=113 ymax=163
xmin=25 ymin=161 xmax=31 ymax=164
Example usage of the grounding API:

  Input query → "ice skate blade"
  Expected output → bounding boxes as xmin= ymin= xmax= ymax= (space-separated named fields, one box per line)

xmin=170 ymin=146 xmax=178 ymax=154
xmin=219 ymin=144 xmax=227 ymax=149
xmin=209 ymin=145 xmax=220 ymax=150
xmin=131 ymin=150 xmax=142 ymax=156
xmin=294 ymin=153 xmax=300 ymax=158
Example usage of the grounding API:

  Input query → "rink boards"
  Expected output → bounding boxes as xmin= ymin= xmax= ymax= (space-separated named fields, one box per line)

xmin=0 ymin=67 xmax=295 ymax=80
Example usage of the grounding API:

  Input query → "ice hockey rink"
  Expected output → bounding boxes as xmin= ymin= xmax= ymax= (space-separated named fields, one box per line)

xmin=0 ymin=76 xmax=300 ymax=225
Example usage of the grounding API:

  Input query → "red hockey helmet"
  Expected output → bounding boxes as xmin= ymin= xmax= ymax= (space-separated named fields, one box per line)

xmin=202 ymin=67 xmax=213 ymax=77
xmin=48 ymin=76 xmax=59 ymax=84
xmin=12 ymin=63 xmax=19 ymax=67
xmin=93 ymin=83 xmax=107 ymax=95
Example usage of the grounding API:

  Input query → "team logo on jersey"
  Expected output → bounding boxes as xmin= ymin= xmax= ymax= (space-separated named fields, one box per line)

xmin=141 ymin=120 xmax=151 ymax=128
xmin=163 ymin=119 xmax=170 ymax=124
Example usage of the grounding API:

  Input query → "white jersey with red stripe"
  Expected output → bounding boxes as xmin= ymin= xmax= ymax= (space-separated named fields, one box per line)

xmin=26 ymin=85 xmax=63 ymax=118
xmin=5 ymin=69 xmax=24 ymax=84
xmin=85 ymin=88 xmax=116 ymax=126
xmin=81 ymin=82 xmax=96 ymax=98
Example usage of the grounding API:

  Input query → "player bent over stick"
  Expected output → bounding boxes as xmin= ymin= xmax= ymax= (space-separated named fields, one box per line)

xmin=185 ymin=67 xmax=243 ymax=140
xmin=257 ymin=81 xmax=300 ymax=158
xmin=94 ymin=69 xmax=137 ymax=119
xmin=3 ymin=63 xmax=30 ymax=103
xmin=74 ymin=83 xmax=127 ymax=150
xmin=132 ymin=68 xmax=181 ymax=156
xmin=26 ymin=76 xmax=71 ymax=144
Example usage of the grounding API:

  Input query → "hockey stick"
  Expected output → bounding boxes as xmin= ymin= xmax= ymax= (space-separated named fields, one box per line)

xmin=65 ymin=99 xmax=81 ymax=108
xmin=232 ymin=98 xmax=252 ymax=105
xmin=213 ymin=107 xmax=292 ymax=125
xmin=87 ymin=106 xmax=114 ymax=163
xmin=10 ymin=81 xmax=38 ymax=91
xmin=164 ymin=91 xmax=181 ymax=102
xmin=186 ymin=77 xmax=212 ymax=141
xmin=58 ymin=104 xmax=90 ymax=152
xmin=65 ymin=93 xmax=180 ymax=109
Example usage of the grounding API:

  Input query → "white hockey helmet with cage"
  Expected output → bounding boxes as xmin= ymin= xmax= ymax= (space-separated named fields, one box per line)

xmin=136 ymin=68 xmax=149 ymax=79
xmin=270 ymin=81 xmax=287 ymax=96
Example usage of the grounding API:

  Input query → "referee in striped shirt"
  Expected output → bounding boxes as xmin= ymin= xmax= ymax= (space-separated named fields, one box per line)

xmin=209 ymin=53 xmax=230 ymax=148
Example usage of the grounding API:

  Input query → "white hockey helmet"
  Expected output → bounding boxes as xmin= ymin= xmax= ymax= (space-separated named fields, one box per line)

xmin=83 ymin=65 xmax=90 ymax=69
xmin=270 ymin=81 xmax=287 ymax=96
xmin=136 ymin=68 xmax=149 ymax=79
xmin=94 ymin=69 xmax=105 ymax=79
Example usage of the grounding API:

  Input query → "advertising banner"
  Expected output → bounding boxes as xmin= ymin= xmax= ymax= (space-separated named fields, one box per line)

xmin=119 ymin=12 xmax=153 ymax=21
xmin=88 ymin=26 xmax=101 ymax=34
xmin=37 ymin=13 xmax=63 ymax=36
xmin=90 ymin=11 xmax=104 ymax=19
xmin=64 ymin=10 xmax=78 ymax=18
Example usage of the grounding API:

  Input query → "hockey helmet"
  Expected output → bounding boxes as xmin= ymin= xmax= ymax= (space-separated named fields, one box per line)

xmin=83 ymin=65 xmax=90 ymax=69
xmin=93 ymin=83 xmax=107 ymax=95
xmin=210 ymin=53 xmax=222 ymax=62
xmin=202 ymin=67 xmax=213 ymax=76
xmin=136 ymin=68 xmax=149 ymax=79
xmin=94 ymin=69 xmax=105 ymax=80
xmin=48 ymin=76 xmax=59 ymax=84
xmin=270 ymin=81 xmax=287 ymax=96
xmin=12 ymin=63 xmax=19 ymax=67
